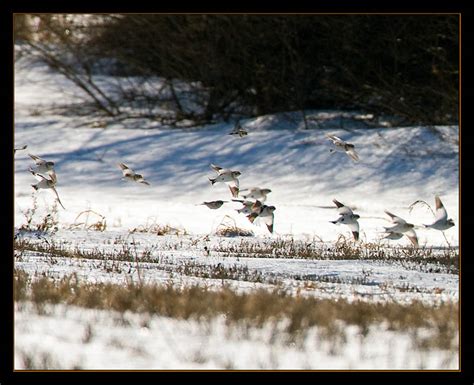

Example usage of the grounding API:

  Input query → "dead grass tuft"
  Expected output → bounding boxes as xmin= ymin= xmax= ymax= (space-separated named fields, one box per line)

xmin=215 ymin=215 xmax=254 ymax=237
xmin=69 ymin=210 xmax=107 ymax=232
xmin=14 ymin=270 xmax=459 ymax=351
xmin=129 ymin=223 xmax=187 ymax=236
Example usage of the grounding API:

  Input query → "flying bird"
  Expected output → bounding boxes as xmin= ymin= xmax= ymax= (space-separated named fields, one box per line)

xmin=118 ymin=163 xmax=150 ymax=185
xmin=423 ymin=196 xmax=455 ymax=231
xmin=229 ymin=121 xmax=248 ymax=138
xmin=383 ymin=210 xmax=418 ymax=247
xmin=232 ymin=199 xmax=261 ymax=215
xmin=247 ymin=202 xmax=276 ymax=233
xmin=198 ymin=200 xmax=227 ymax=210
xmin=330 ymin=199 xmax=360 ymax=241
xmin=28 ymin=153 xmax=55 ymax=175
xmin=240 ymin=187 xmax=272 ymax=202
xmin=326 ymin=134 xmax=359 ymax=162
xmin=30 ymin=171 xmax=66 ymax=209
xmin=209 ymin=163 xmax=241 ymax=198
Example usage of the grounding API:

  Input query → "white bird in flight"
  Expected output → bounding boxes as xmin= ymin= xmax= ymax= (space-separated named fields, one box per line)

xmin=30 ymin=171 xmax=66 ymax=209
xmin=118 ymin=163 xmax=150 ymax=185
xmin=28 ymin=153 xmax=55 ymax=175
xmin=330 ymin=199 xmax=360 ymax=241
xmin=423 ymin=196 xmax=455 ymax=231
xmin=383 ymin=210 xmax=418 ymax=247
xmin=240 ymin=187 xmax=272 ymax=202
xmin=209 ymin=163 xmax=241 ymax=198
xmin=326 ymin=134 xmax=359 ymax=162
xmin=247 ymin=201 xmax=276 ymax=234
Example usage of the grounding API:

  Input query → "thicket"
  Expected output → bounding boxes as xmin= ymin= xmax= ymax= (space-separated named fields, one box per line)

xmin=14 ymin=14 xmax=459 ymax=126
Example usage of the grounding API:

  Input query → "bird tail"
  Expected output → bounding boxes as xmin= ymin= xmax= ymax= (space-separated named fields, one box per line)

xmin=31 ymin=184 xmax=38 ymax=190
xmin=209 ymin=177 xmax=216 ymax=185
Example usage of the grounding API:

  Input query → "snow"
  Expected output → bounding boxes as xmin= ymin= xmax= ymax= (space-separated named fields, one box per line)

xmin=14 ymin=302 xmax=457 ymax=370
xmin=14 ymin=53 xmax=459 ymax=370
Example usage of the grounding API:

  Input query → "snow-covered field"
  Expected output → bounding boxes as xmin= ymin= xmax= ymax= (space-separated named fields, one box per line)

xmin=14 ymin=55 xmax=460 ymax=370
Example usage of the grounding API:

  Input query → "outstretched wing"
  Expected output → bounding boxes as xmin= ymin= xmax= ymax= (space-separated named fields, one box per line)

xmin=118 ymin=162 xmax=130 ymax=171
xmin=210 ymin=163 xmax=223 ymax=173
xmin=263 ymin=214 xmax=274 ymax=233
xmin=404 ymin=229 xmax=418 ymax=247
xmin=346 ymin=147 xmax=360 ymax=162
xmin=228 ymin=185 xmax=239 ymax=198
xmin=333 ymin=199 xmax=353 ymax=215
xmin=326 ymin=134 xmax=343 ymax=144
xmin=346 ymin=221 xmax=359 ymax=241
xmin=384 ymin=210 xmax=406 ymax=225
xmin=434 ymin=196 xmax=448 ymax=222
xmin=29 ymin=153 xmax=44 ymax=165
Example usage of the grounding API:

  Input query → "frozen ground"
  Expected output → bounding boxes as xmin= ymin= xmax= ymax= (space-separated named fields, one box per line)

xmin=15 ymin=302 xmax=457 ymax=370
xmin=13 ymin=55 xmax=460 ymax=370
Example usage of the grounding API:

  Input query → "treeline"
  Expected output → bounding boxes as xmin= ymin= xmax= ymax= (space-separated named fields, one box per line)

xmin=15 ymin=14 xmax=459 ymax=126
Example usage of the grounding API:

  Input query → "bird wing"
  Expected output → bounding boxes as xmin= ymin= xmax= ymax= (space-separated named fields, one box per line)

xmin=384 ymin=210 xmax=406 ymax=225
xmin=265 ymin=219 xmax=274 ymax=233
xmin=326 ymin=134 xmax=343 ymax=144
xmin=119 ymin=163 xmax=135 ymax=177
xmin=210 ymin=163 xmax=223 ymax=173
xmin=346 ymin=148 xmax=360 ymax=162
xmin=333 ymin=199 xmax=353 ymax=215
xmin=30 ymin=171 xmax=51 ymax=182
xmin=228 ymin=186 xmax=239 ymax=198
xmin=247 ymin=212 xmax=259 ymax=223
xmin=434 ymin=196 xmax=448 ymax=222
xmin=118 ymin=162 xmax=130 ymax=171
xmin=261 ymin=211 xmax=275 ymax=233
xmin=346 ymin=220 xmax=359 ymax=234
xmin=227 ymin=177 xmax=239 ymax=189
xmin=29 ymin=153 xmax=44 ymax=165
xmin=404 ymin=229 xmax=418 ymax=247
xmin=383 ymin=231 xmax=403 ymax=240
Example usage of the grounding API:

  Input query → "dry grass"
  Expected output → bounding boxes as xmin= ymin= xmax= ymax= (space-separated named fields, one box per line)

xmin=215 ymin=226 xmax=254 ymax=237
xmin=18 ymin=195 xmax=59 ymax=234
xmin=129 ymin=223 xmax=187 ymax=236
xmin=215 ymin=215 xmax=254 ymax=237
xmin=13 ymin=238 xmax=158 ymax=264
xmin=14 ymin=269 xmax=458 ymax=350
xmin=69 ymin=210 xmax=107 ymax=232
xmin=127 ymin=216 xmax=187 ymax=235
xmin=213 ymin=237 xmax=459 ymax=273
